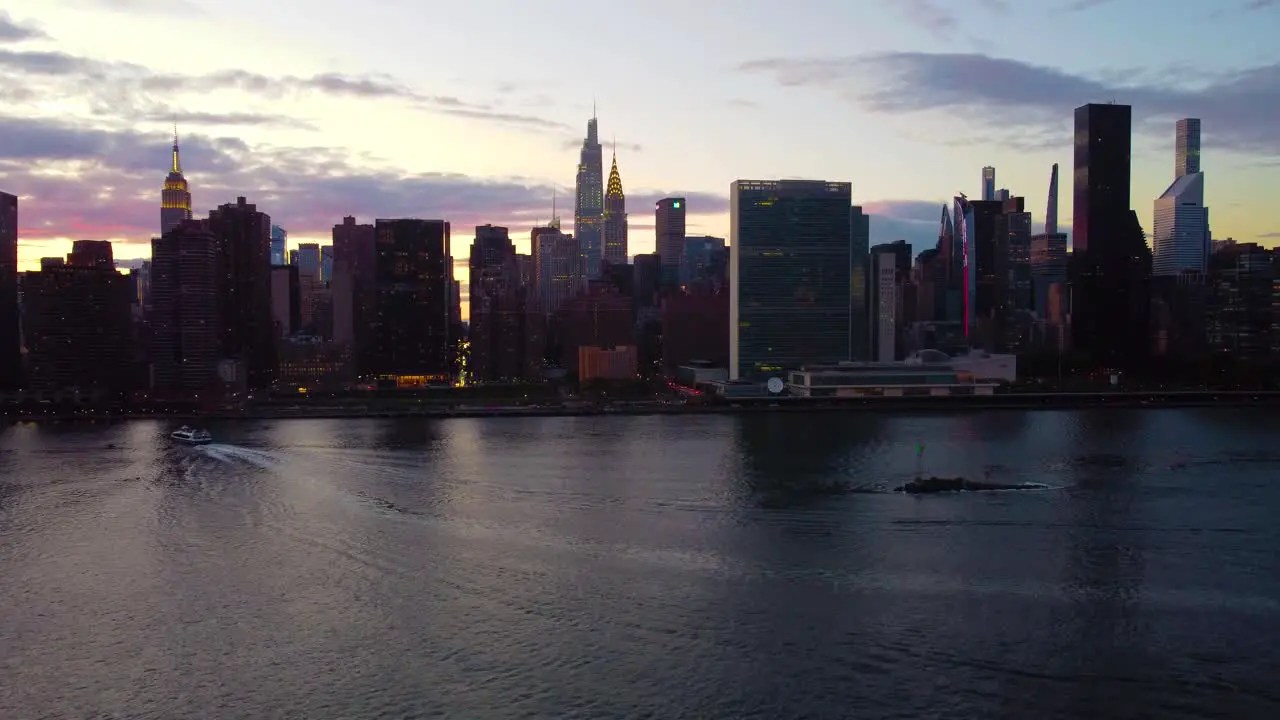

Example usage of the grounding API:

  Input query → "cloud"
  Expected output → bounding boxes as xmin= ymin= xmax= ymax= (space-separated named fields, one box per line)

xmin=0 ymin=115 xmax=566 ymax=264
xmin=1258 ymin=232 xmax=1280 ymax=238
xmin=0 ymin=47 xmax=568 ymax=132
xmin=862 ymin=200 xmax=947 ymax=253
xmin=879 ymin=0 xmax=1010 ymax=37
xmin=0 ymin=11 xmax=47 ymax=43
xmin=738 ymin=52 xmax=1280 ymax=155
xmin=48 ymin=0 xmax=207 ymax=16
xmin=1245 ymin=0 xmax=1279 ymax=9
xmin=1062 ymin=0 xmax=1113 ymax=10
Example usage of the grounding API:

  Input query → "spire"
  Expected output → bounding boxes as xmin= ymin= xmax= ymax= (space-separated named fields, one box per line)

xmin=1045 ymin=163 xmax=1059 ymax=235
xmin=551 ymin=185 xmax=560 ymax=229
xmin=606 ymin=151 xmax=624 ymax=199
xmin=171 ymin=122 xmax=182 ymax=174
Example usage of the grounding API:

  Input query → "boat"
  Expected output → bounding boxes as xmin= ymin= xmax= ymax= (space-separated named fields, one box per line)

xmin=894 ymin=476 xmax=1048 ymax=494
xmin=170 ymin=426 xmax=213 ymax=445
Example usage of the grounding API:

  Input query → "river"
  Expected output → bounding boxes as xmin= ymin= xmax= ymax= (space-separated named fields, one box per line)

xmin=2 ymin=409 xmax=1278 ymax=719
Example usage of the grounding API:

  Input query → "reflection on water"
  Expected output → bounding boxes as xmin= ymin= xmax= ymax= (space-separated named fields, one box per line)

xmin=2 ymin=409 xmax=1279 ymax=719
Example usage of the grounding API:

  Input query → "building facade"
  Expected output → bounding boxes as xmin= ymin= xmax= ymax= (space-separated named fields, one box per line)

xmin=370 ymin=219 xmax=452 ymax=384
xmin=574 ymin=115 xmax=604 ymax=280
xmin=150 ymin=220 xmax=220 ymax=399
xmin=0 ymin=191 xmax=18 ymax=391
xmin=730 ymin=179 xmax=855 ymax=380
xmin=655 ymin=197 xmax=686 ymax=288
xmin=208 ymin=196 xmax=276 ymax=390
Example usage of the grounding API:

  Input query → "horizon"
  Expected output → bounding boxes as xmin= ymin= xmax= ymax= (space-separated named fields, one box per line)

xmin=2 ymin=0 xmax=1278 ymax=320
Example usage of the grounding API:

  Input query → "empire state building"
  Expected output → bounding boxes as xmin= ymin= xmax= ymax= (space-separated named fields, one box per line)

xmin=161 ymin=128 xmax=192 ymax=236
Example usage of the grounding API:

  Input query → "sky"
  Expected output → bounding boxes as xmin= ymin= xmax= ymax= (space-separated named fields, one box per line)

xmin=2 ymin=0 xmax=1278 ymax=319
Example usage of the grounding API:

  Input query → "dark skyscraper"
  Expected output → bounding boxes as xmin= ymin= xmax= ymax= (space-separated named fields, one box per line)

xmin=730 ymin=179 xmax=854 ymax=380
xmin=23 ymin=246 xmax=133 ymax=397
xmin=371 ymin=219 xmax=452 ymax=384
xmin=332 ymin=216 xmax=376 ymax=366
xmin=1072 ymin=103 xmax=1132 ymax=255
xmin=208 ymin=196 xmax=276 ymax=390
xmin=1070 ymin=103 xmax=1149 ymax=369
xmin=655 ymin=197 xmax=686 ymax=288
xmin=151 ymin=220 xmax=220 ymax=398
xmin=0 ymin=190 xmax=19 ymax=391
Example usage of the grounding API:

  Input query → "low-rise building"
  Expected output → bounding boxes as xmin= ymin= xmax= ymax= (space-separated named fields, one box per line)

xmin=787 ymin=350 xmax=1014 ymax=398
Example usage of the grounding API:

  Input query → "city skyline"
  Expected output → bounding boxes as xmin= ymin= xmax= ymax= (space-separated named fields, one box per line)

xmin=2 ymin=0 xmax=1279 ymax=319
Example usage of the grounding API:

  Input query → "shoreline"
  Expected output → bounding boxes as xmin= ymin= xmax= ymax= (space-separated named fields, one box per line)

xmin=6 ymin=391 xmax=1280 ymax=422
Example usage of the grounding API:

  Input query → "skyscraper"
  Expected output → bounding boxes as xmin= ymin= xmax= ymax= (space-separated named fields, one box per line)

xmin=151 ymin=219 xmax=220 ymax=398
xmin=1069 ymin=103 xmax=1150 ymax=369
xmin=270 ymin=225 xmax=287 ymax=266
xmin=536 ymin=227 xmax=583 ymax=318
xmin=655 ymin=197 xmax=686 ymax=287
xmin=370 ymin=219 xmax=452 ymax=384
xmin=208 ymin=196 xmax=276 ymax=390
xmin=0 ymin=191 xmax=19 ymax=391
xmin=730 ymin=179 xmax=855 ymax=380
xmin=1045 ymin=163 xmax=1059 ymax=234
xmin=1154 ymin=119 xmax=1209 ymax=276
xmin=332 ymin=216 xmax=376 ymax=363
xmin=160 ymin=128 xmax=192 ymax=237
xmin=574 ymin=113 xmax=604 ymax=280
xmin=602 ymin=150 xmax=629 ymax=267
xmin=1072 ymin=103 xmax=1132 ymax=255
xmin=981 ymin=166 xmax=996 ymax=201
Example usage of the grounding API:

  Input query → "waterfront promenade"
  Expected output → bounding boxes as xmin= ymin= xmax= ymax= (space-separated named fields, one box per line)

xmin=6 ymin=389 xmax=1280 ymax=422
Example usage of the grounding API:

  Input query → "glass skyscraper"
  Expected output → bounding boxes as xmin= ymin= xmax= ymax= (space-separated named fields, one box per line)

xmin=729 ymin=179 xmax=856 ymax=380
xmin=270 ymin=225 xmax=287 ymax=266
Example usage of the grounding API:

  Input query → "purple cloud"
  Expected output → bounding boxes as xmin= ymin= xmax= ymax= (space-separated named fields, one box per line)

xmin=739 ymin=52 xmax=1280 ymax=156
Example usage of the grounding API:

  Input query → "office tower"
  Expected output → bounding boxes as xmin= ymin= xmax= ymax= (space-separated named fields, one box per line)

xmin=332 ymin=216 xmax=376 ymax=363
xmin=469 ymin=224 xmax=516 ymax=307
xmin=996 ymin=189 xmax=1011 ymax=202
xmin=555 ymin=291 xmax=633 ymax=374
xmin=469 ymin=225 xmax=522 ymax=380
xmin=1072 ymin=103 xmax=1132 ymax=255
xmin=270 ymin=225 xmax=287 ymax=266
xmin=23 ymin=244 xmax=133 ymax=397
xmin=730 ymin=179 xmax=854 ymax=380
xmin=150 ymin=220 xmax=219 ymax=398
xmin=161 ymin=128 xmax=193 ymax=237
xmin=1070 ymin=103 xmax=1150 ymax=369
xmin=270 ymin=265 xmax=301 ymax=338
xmin=632 ymin=252 xmax=661 ymax=309
xmin=371 ymin=219 xmax=452 ymax=383
xmin=1154 ymin=119 xmax=1209 ymax=276
xmin=208 ymin=196 xmax=276 ymax=390
xmin=535 ymin=226 xmax=583 ymax=317
xmin=998 ymin=197 xmax=1033 ymax=352
xmin=981 ymin=166 xmax=996 ymax=201
xmin=679 ymin=235 xmax=726 ymax=288
xmin=602 ymin=151 xmax=629 ymax=266
xmin=574 ymin=113 xmax=604 ymax=279
xmin=871 ymin=250 xmax=899 ymax=361
xmin=289 ymin=249 xmax=298 ymax=266
xmin=655 ymin=197 xmax=687 ymax=288
xmin=1176 ymin=118 xmax=1201 ymax=177
xmin=0 ymin=191 xmax=19 ymax=391
xmin=320 ymin=245 xmax=333 ymax=285
xmin=296 ymin=243 xmax=321 ymax=280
